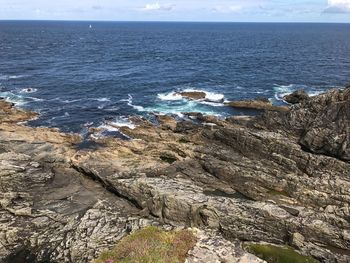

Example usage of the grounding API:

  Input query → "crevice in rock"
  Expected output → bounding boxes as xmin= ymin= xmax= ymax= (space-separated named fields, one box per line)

xmin=71 ymin=164 xmax=143 ymax=210
xmin=4 ymin=245 xmax=47 ymax=263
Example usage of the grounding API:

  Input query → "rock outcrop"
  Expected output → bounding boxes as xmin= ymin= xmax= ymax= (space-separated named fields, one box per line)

xmin=259 ymin=87 xmax=350 ymax=161
xmin=225 ymin=98 xmax=290 ymax=112
xmin=283 ymin=89 xmax=309 ymax=104
xmin=1 ymin=86 xmax=350 ymax=263
xmin=176 ymin=91 xmax=207 ymax=100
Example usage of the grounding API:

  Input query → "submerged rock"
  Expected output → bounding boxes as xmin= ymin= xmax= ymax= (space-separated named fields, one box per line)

xmin=176 ymin=91 xmax=207 ymax=100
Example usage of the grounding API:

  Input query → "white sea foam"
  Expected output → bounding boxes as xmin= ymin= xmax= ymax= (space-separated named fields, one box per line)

xmin=145 ymin=101 xmax=221 ymax=117
xmin=308 ymin=90 xmax=324 ymax=97
xmin=124 ymin=94 xmax=145 ymax=111
xmin=99 ymin=116 xmax=136 ymax=131
xmin=124 ymin=90 xmax=224 ymax=117
xmin=157 ymin=89 xmax=225 ymax=103
xmin=98 ymin=124 xmax=119 ymax=132
xmin=0 ymin=91 xmax=27 ymax=105
xmin=200 ymin=101 xmax=225 ymax=107
xmin=84 ymin=122 xmax=94 ymax=127
xmin=93 ymin=117 xmax=135 ymax=139
xmin=95 ymin=98 xmax=111 ymax=102
xmin=104 ymin=107 xmax=120 ymax=112
xmin=182 ymin=89 xmax=224 ymax=103
xmin=273 ymin=84 xmax=327 ymax=102
xmin=20 ymin=88 xmax=37 ymax=94
xmin=273 ymin=84 xmax=295 ymax=101
xmin=62 ymin=99 xmax=82 ymax=103
xmin=27 ymin=96 xmax=44 ymax=102
xmin=157 ymin=92 xmax=184 ymax=101
xmin=0 ymin=74 xmax=29 ymax=81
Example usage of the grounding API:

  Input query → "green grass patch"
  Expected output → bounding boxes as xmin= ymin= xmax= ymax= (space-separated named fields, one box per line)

xmin=94 ymin=226 xmax=197 ymax=263
xmin=178 ymin=138 xmax=190 ymax=144
xmin=245 ymin=244 xmax=319 ymax=263
xmin=160 ymin=154 xmax=177 ymax=164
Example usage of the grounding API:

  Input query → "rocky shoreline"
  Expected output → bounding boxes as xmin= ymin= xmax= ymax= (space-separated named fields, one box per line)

xmin=0 ymin=85 xmax=349 ymax=263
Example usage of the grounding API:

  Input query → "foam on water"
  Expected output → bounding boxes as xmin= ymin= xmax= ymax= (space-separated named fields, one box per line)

xmin=123 ymin=94 xmax=145 ymax=111
xmin=157 ymin=88 xmax=225 ymax=103
xmin=273 ymin=84 xmax=327 ymax=102
xmin=0 ymin=74 xmax=29 ymax=81
xmin=108 ymin=119 xmax=135 ymax=129
xmin=182 ymin=89 xmax=224 ymax=103
xmin=273 ymin=84 xmax=296 ymax=101
xmin=62 ymin=99 xmax=83 ymax=103
xmin=157 ymin=92 xmax=184 ymax=101
xmin=99 ymin=116 xmax=136 ymax=131
xmin=144 ymin=101 xmax=220 ymax=117
xmin=95 ymin=98 xmax=111 ymax=102
xmin=93 ymin=116 xmax=135 ymax=140
xmin=20 ymin=88 xmax=37 ymax=94
xmin=0 ymin=91 xmax=28 ymax=105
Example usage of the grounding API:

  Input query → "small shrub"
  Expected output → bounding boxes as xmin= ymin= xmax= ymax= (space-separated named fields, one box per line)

xmin=160 ymin=154 xmax=177 ymax=164
xmin=178 ymin=138 xmax=190 ymax=144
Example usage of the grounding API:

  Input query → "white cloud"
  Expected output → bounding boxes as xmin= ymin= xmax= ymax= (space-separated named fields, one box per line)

xmin=212 ymin=5 xmax=242 ymax=14
xmin=324 ymin=0 xmax=350 ymax=13
xmin=143 ymin=2 xmax=174 ymax=11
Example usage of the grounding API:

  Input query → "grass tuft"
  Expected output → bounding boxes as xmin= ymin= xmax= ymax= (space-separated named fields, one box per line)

xmin=159 ymin=154 xmax=177 ymax=164
xmin=245 ymin=244 xmax=319 ymax=263
xmin=94 ymin=226 xmax=197 ymax=263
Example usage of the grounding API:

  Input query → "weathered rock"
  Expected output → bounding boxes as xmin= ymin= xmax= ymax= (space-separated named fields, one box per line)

xmin=259 ymin=87 xmax=350 ymax=161
xmin=225 ymin=98 xmax=290 ymax=112
xmin=1 ymin=86 xmax=350 ymax=263
xmin=186 ymin=229 xmax=266 ymax=263
xmin=0 ymin=99 xmax=37 ymax=123
xmin=176 ymin=91 xmax=207 ymax=100
xmin=283 ymin=89 xmax=309 ymax=104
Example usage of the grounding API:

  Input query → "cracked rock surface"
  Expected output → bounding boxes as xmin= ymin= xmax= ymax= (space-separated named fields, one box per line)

xmin=1 ymin=86 xmax=350 ymax=263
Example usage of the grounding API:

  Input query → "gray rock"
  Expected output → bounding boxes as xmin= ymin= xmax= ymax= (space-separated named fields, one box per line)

xmin=283 ymin=89 xmax=309 ymax=104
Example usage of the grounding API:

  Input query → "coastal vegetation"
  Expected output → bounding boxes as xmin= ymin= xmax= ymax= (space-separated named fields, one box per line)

xmin=245 ymin=244 xmax=320 ymax=263
xmin=93 ymin=227 xmax=196 ymax=263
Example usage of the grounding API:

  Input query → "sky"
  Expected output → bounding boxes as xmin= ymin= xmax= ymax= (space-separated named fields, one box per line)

xmin=0 ymin=0 xmax=349 ymax=22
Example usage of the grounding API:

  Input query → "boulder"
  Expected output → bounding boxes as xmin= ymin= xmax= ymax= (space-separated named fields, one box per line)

xmin=176 ymin=91 xmax=206 ymax=100
xmin=283 ymin=89 xmax=309 ymax=104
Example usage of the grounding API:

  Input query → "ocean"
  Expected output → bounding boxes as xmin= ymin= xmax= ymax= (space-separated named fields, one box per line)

xmin=0 ymin=21 xmax=349 ymax=136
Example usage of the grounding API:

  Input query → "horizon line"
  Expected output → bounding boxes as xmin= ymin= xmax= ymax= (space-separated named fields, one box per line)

xmin=0 ymin=19 xmax=349 ymax=24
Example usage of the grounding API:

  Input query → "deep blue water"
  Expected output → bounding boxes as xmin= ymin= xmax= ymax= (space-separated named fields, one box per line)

xmin=0 ymin=21 xmax=349 ymax=135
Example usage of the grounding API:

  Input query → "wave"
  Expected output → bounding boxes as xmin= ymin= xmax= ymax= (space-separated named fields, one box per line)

xmin=145 ymin=101 xmax=221 ymax=117
xmin=273 ymin=84 xmax=296 ymax=101
xmin=157 ymin=92 xmax=183 ymax=101
xmin=62 ymin=99 xmax=83 ymax=103
xmin=124 ymin=91 xmax=223 ymax=117
xmin=95 ymin=98 xmax=111 ymax=102
xmin=104 ymin=106 xmax=120 ymax=112
xmin=0 ymin=74 xmax=29 ymax=81
xmin=27 ymin=96 xmax=44 ymax=102
xmin=0 ymin=89 xmax=44 ymax=105
xmin=91 ymin=117 xmax=135 ymax=140
xmin=200 ymin=101 xmax=226 ymax=107
xmin=122 ymin=94 xmax=145 ymax=111
xmin=0 ymin=91 xmax=28 ymax=105
xmin=273 ymin=84 xmax=325 ymax=102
